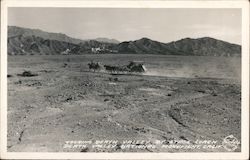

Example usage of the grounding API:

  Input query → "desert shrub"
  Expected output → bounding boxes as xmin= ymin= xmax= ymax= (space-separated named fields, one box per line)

xmin=18 ymin=71 xmax=38 ymax=77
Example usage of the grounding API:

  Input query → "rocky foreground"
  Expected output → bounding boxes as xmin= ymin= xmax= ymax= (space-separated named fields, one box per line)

xmin=7 ymin=55 xmax=241 ymax=152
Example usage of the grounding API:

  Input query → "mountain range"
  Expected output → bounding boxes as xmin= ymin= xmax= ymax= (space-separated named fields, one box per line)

xmin=8 ymin=26 xmax=241 ymax=56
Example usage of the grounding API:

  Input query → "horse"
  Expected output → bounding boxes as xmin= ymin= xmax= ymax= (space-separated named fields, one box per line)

xmin=104 ymin=65 xmax=116 ymax=73
xmin=88 ymin=61 xmax=101 ymax=72
xmin=104 ymin=65 xmax=129 ymax=73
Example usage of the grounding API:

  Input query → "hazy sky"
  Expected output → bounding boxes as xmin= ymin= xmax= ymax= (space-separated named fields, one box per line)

xmin=8 ymin=8 xmax=241 ymax=44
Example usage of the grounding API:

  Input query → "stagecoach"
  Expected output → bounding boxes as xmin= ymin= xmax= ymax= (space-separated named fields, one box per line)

xmin=88 ymin=60 xmax=147 ymax=73
xmin=127 ymin=61 xmax=147 ymax=73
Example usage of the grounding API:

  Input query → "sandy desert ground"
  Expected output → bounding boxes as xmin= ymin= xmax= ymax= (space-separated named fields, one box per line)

xmin=7 ymin=54 xmax=241 ymax=152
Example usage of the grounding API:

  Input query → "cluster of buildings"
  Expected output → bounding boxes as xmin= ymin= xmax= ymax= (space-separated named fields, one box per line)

xmin=91 ymin=47 xmax=118 ymax=54
xmin=60 ymin=47 xmax=118 ymax=55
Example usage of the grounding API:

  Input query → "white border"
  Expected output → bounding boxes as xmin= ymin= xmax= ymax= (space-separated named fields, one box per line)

xmin=1 ymin=0 xmax=249 ymax=159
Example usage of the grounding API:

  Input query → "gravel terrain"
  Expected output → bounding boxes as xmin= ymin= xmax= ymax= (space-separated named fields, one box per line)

xmin=7 ymin=54 xmax=241 ymax=152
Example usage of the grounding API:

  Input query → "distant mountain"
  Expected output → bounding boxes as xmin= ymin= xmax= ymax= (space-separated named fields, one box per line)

xmin=8 ymin=35 xmax=116 ymax=55
xmin=7 ymin=26 xmax=241 ymax=56
xmin=94 ymin=38 xmax=120 ymax=44
xmin=116 ymin=37 xmax=241 ymax=56
xmin=165 ymin=37 xmax=241 ymax=56
xmin=8 ymin=26 xmax=85 ymax=44
xmin=8 ymin=26 xmax=116 ymax=55
xmin=116 ymin=37 xmax=173 ymax=54
xmin=8 ymin=35 xmax=80 ymax=55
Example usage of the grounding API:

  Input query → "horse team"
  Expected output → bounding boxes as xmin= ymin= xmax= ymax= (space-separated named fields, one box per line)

xmin=87 ymin=61 xmax=146 ymax=73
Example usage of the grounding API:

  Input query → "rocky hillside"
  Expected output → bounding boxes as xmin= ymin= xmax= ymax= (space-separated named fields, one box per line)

xmin=94 ymin=38 xmax=120 ymax=44
xmin=8 ymin=26 xmax=85 ymax=44
xmin=8 ymin=26 xmax=116 ymax=55
xmin=8 ymin=35 xmax=116 ymax=55
xmin=165 ymin=37 xmax=241 ymax=56
xmin=8 ymin=26 xmax=241 ymax=56
xmin=117 ymin=37 xmax=241 ymax=56
xmin=8 ymin=35 xmax=79 ymax=55
xmin=116 ymin=38 xmax=173 ymax=54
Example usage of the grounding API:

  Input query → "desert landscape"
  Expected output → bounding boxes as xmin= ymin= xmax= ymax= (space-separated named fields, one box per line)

xmin=7 ymin=53 xmax=241 ymax=152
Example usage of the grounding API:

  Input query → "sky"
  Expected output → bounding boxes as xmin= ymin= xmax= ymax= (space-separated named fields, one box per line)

xmin=8 ymin=8 xmax=241 ymax=44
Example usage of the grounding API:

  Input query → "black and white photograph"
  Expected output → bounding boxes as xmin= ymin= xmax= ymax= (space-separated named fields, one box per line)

xmin=0 ymin=0 xmax=249 ymax=159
